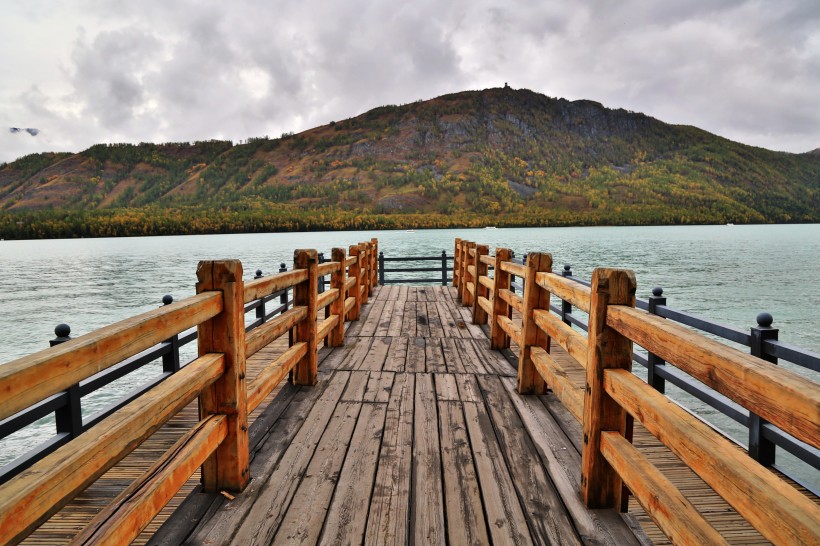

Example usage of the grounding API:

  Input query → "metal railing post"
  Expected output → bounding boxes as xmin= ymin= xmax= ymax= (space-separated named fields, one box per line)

xmin=561 ymin=264 xmax=573 ymax=326
xmin=441 ymin=250 xmax=447 ymax=286
xmin=379 ymin=251 xmax=385 ymax=285
xmin=749 ymin=312 xmax=778 ymax=466
xmin=51 ymin=324 xmax=82 ymax=439
xmin=646 ymin=287 xmax=667 ymax=393
xmin=161 ymin=295 xmax=181 ymax=373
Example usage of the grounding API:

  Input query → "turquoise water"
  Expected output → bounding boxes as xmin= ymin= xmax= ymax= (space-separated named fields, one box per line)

xmin=1 ymin=225 xmax=818 ymax=484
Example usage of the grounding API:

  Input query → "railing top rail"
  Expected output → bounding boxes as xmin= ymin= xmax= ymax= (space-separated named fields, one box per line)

xmin=607 ymin=305 xmax=820 ymax=449
xmin=243 ymin=268 xmax=308 ymax=304
xmin=0 ymin=291 xmax=222 ymax=422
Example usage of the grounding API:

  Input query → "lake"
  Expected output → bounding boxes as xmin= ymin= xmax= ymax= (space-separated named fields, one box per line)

xmin=1 ymin=224 xmax=818 ymax=486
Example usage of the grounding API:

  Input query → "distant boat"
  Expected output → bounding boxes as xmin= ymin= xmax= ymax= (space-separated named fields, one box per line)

xmin=485 ymin=226 xmax=497 ymax=230
xmin=406 ymin=229 xmax=415 ymax=233
xmin=726 ymin=223 xmax=734 ymax=226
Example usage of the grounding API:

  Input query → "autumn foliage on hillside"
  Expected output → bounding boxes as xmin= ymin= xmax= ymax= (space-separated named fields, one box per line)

xmin=1 ymin=87 xmax=818 ymax=238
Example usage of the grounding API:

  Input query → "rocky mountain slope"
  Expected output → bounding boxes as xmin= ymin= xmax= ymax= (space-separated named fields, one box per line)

xmin=1 ymin=87 xmax=818 ymax=238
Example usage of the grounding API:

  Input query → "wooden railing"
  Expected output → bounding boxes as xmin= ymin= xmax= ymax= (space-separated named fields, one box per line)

xmin=454 ymin=238 xmax=820 ymax=545
xmin=0 ymin=239 xmax=378 ymax=545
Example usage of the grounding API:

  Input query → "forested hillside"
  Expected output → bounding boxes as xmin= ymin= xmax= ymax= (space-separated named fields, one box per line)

xmin=1 ymin=87 xmax=818 ymax=238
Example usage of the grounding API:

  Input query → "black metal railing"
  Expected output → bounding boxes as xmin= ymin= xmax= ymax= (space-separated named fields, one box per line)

xmin=0 ymin=263 xmax=295 ymax=485
xmin=378 ymin=251 xmax=451 ymax=285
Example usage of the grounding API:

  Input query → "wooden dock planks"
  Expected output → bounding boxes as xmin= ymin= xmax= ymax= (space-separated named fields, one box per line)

xmin=22 ymin=284 xmax=806 ymax=546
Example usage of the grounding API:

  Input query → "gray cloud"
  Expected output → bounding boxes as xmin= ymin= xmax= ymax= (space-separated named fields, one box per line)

xmin=1 ymin=0 xmax=818 ymax=164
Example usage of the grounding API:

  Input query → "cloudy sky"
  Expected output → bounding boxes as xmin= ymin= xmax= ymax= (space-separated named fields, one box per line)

xmin=2 ymin=0 xmax=818 ymax=164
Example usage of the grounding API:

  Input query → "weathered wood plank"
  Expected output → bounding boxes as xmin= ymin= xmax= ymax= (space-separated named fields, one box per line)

xmin=320 ymin=402 xmax=388 ymax=544
xmin=364 ymin=371 xmax=395 ymax=403
xmin=222 ymin=371 xmax=351 ymax=546
xmin=457 ymin=374 xmax=483 ymax=404
xmin=434 ymin=373 xmax=460 ymax=401
xmin=477 ymin=375 xmax=582 ymax=545
xmin=425 ymin=338 xmax=447 ymax=373
xmin=387 ymin=298 xmax=405 ymax=336
xmin=358 ymin=335 xmax=392 ymax=371
xmin=503 ymin=377 xmax=642 ymax=546
xmin=401 ymin=301 xmax=417 ymax=337
xmin=383 ymin=336 xmax=408 ymax=373
xmin=426 ymin=302 xmax=445 ymax=338
xmin=181 ymin=370 xmax=338 ymax=545
xmin=406 ymin=337 xmax=426 ymax=373
xmin=375 ymin=300 xmax=396 ymax=337
xmin=411 ymin=373 xmax=445 ymax=545
xmin=271 ymin=400 xmax=361 ymax=545
xmin=359 ymin=299 xmax=387 ymax=338
xmin=440 ymin=337 xmax=466 ymax=374
xmin=438 ymin=400 xmax=490 ymax=545
xmin=416 ymin=302 xmax=431 ymax=338
xmin=321 ymin=336 xmax=373 ymax=371
xmin=462 ymin=401 xmax=531 ymax=546
xmin=341 ymin=370 xmax=370 ymax=401
xmin=365 ymin=373 xmax=415 ymax=545
xmin=453 ymin=338 xmax=487 ymax=375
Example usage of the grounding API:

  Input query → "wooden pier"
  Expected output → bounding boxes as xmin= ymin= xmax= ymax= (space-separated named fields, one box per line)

xmin=1 ymin=237 xmax=818 ymax=545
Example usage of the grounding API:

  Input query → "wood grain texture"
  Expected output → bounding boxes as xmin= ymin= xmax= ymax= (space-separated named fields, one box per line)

xmin=196 ymin=260 xmax=250 ymax=494
xmin=366 ymin=372 xmax=414 ymax=545
xmin=293 ymin=249 xmax=318 ymax=386
xmin=607 ymin=304 xmax=820 ymax=448
xmin=477 ymin=375 xmax=583 ymax=545
xmin=581 ymin=267 xmax=636 ymax=509
xmin=411 ymin=373 xmax=445 ymax=545
xmin=438 ymin=400 xmax=490 ymax=545
xmin=532 ymin=308 xmax=587 ymax=368
xmin=247 ymin=342 xmax=307 ymax=412
xmin=600 ymin=431 xmax=729 ymax=546
xmin=518 ymin=252 xmax=552 ymax=394
xmin=490 ymin=248 xmax=513 ymax=350
xmin=243 ymin=269 xmax=308 ymax=304
xmin=0 ymin=291 xmax=221 ymax=422
xmin=530 ymin=346 xmax=583 ymax=422
xmin=0 ymin=353 xmax=223 ymax=545
xmin=535 ymin=271 xmax=591 ymax=314
xmin=244 ymin=306 xmax=307 ymax=357
xmin=504 ymin=377 xmax=642 ymax=546
xmin=605 ymin=368 xmax=820 ymax=545
xmin=72 ymin=415 xmax=228 ymax=546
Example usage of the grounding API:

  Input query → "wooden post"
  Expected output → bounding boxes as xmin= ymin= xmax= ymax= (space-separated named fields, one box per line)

xmin=453 ymin=238 xmax=462 ymax=288
xmin=472 ymin=245 xmax=490 ymax=324
xmin=371 ymin=238 xmax=379 ymax=289
xmin=348 ymin=244 xmax=361 ymax=321
xmin=329 ymin=247 xmax=346 ymax=347
xmin=461 ymin=241 xmax=476 ymax=307
xmin=196 ymin=260 xmax=249 ymax=492
xmin=490 ymin=248 xmax=512 ymax=350
xmin=458 ymin=240 xmax=469 ymax=300
xmin=360 ymin=242 xmax=371 ymax=304
xmin=517 ymin=252 xmax=552 ymax=394
xmin=293 ymin=249 xmax=318 ymax=386
xmin=581 ymin=268 xmax=636 ymax=509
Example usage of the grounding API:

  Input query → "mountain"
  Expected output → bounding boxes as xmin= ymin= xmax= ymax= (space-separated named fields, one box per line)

xmin=1 ymin=87 xmax=818 ymax=238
